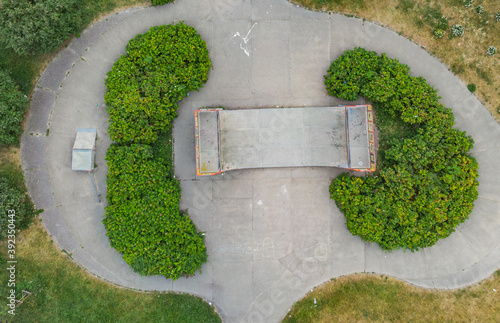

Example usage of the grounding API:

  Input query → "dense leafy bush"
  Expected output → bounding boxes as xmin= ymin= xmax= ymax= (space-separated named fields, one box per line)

xmin=105 ymin=23 xmax=211 ymax=144
xmin=324 ymin=48 xmax=379 ymax=101
xmin=0 ymin=166 xmax=36 ymax=239
xmin=151 ymin=0 xmax=174 ymax=5
xmin=0 ymin=0 xmax=89 ymax=55
xmin=104 ymin=144 xmax=207 ymax=279
xmin=0 ymin=69 xmax=28 ymax=146
xmin=467 ymin=84 xmax=476 ymax=92
xmin=325 ymin=48 xmax=479 ymax=251
xmin=104 ymin=23 xmax=210 ymax=279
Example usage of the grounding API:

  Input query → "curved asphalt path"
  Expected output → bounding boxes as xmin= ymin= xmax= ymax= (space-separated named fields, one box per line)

xmin=21 ymin=1 xmax=500 ymax=322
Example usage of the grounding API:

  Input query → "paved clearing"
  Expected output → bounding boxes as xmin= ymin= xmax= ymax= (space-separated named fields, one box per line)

xmin=21 ymin=1 xmax=500 ymax=322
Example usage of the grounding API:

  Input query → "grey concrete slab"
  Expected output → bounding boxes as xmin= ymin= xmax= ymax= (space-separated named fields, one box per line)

xmin=251 ymin=20 xmax=290 ymax=99
xmin=20 ymin=134 xmax=47 ymax=170
xmin=21 ymin=1 xmax=500 ymax=322
xmin=172 ymin=261 xmax=214 ymax=298
xmin=45 ymin=134 xmax=74 ymax=169
xmin=50 ymin=167 xmax=100 ymax=204
xmin=212 ymin=0 xmax=252 ymax=20
xmin=175 ymin=0 xmax=212 ymax=20
xmin=252 ymin=0 xmax=292 ymax=20
xmin=174 ymin=103 xmax=198 ymax=180
xmin=290 ymin=19 xmax=331 ymax=99
xmin=39 ymin=208 xmax=80 ymax=253
xmin=38 ymin=48 xmax=80 ymax=91
xmin=213 ymin=178 xmax=253 ymax=199
xmin=291 ymin=166 xmax=342 ymax=179
xmin=330 ymin=212 xmax=366 ymax=278
xmin=290 ymin=178 xmax=334 ymax=251
xmin=24 ymin=88 xmax=56 ymax=134
xmin=213 ymin=260 xmax=253 ymax=321
xmin=423 ymin=230 xmax=484 ymax=279
xmin=458 ymin=198 xmax=500 ymax=256
xmin=24 ymin=169 xmax=57 ymax=210
xmin=212 ymin=20 xmax=254 ymax=100
xmin=253 ymin=204 xmax=293 ymax=260
xmin=211 ymin=199 xmax=254 ymax=261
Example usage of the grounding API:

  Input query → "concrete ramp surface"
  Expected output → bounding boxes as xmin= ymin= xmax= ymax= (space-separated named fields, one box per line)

xmin=196 ymin=106 xmax=375 ymax=175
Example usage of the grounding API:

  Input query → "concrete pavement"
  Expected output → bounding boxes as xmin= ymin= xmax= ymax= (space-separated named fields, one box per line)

xmin=21 ymin=1 xmax=500 ymax=322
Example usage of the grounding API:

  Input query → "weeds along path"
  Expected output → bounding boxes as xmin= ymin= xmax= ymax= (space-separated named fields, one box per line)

xmin=21 ymin=1 xmax=500 ymax=322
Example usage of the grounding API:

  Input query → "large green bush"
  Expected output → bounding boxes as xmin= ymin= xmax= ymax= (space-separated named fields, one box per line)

xmin=104 ymin=145 xmax=207 ymax=279
xmin=0 ymin=69 xmax=28 ymax=146
xmin=105 ymin=23 xmax=211 ymax=144
xmin=104 ymin=23 xmax=210 ymax=279
xmin=0 ymin=165 xmax=36 ymax=240
xmin=325 ymin=48 xmax=479 ymax=251
xmin=0 ymin=0 xmax=89 ymax=55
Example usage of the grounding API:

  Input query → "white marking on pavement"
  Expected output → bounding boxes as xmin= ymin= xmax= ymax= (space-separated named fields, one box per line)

xmin=228 ymin=23 xmax=258 ymax=57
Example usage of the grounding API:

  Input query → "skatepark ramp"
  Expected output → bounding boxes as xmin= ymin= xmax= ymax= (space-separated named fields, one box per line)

xmin=195 ymin=105 xmax=375 ymax=176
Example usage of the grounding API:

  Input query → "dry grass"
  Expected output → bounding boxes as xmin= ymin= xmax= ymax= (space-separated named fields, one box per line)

xmin=0 ymin=147 xmax=20 ymax=166
xmin=293 ymin=0 xmax=500 ymax=122
xmin=284 ymin=272 xmax=500 ymax=322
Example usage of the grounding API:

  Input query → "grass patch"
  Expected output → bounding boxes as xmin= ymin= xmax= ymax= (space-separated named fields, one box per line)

xmin=283 ymin=273 xmax=500 ymax=322
xmin=292 ymin=0 xmax=500 ymax=121
xmin=0 ymin=222 xmax=221 ymax=322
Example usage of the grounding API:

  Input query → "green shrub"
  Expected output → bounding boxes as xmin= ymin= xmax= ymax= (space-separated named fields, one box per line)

xmin=0 ymin=0 xmax=87 ymax=55
xmin=151 ymin=0 xmax=175 ymax=5
xmin=0 ymin=69 xmax=29 ymax=146
xmin=104 ymin=23 xmax=210 ymax=280
xmin=104 ymin=144 xmax=207 ymax=279
xmin=326 ymin=48 xmax=479 ymax=251
xmin=324 ymin=47 xmax=379 ymax=101
xmin=467 ymin=83 xmax=476 ymax=92
xmin=0 ymin=165 xmax=36 ymax=240
xmin=105 ymin=23 xmax=211 ymax=144
xmin=361 ymin=53 xmax=411 ymax=104
xmin=433 ymin=29 xmax=444 ymax=39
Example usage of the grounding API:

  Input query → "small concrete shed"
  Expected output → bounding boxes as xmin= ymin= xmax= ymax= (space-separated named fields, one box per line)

xmin=72 ymin=128 xmax=96 ymax=171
